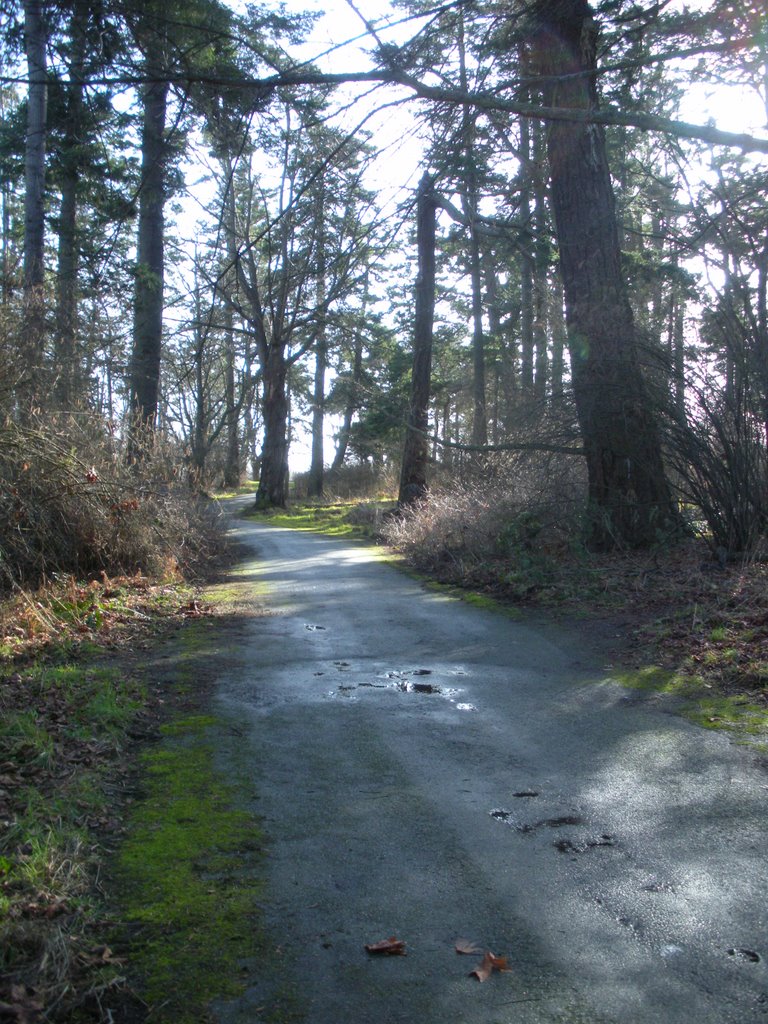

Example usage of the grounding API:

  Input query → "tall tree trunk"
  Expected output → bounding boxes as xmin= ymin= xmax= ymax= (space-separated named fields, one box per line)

xmin=532 ymin=121 xmax=549 ymax=401
xmin=531 ymin=0 xmax=678 ymax=549
xmin=128 ymin=73 xmax=169 ymax=454
xmin=331 ymin=337 xmax=364 ymax=473
xmin=331 ymin=266 xmax=370 ymax=472
xmin=307 ymin=196 xmax=327 ymax=497
xmin=307 ymin=338 xmax=326 ymax=496
xmin=1 ymin=86 xmax=13 ymax=306
xmin=398 ymin=173 xmax=437 ymax=506
xmin=222 ymin=159 xmax=240 ymax=488
xmin=22 ymin=0 xmax=48 ymax=399
xmin=519 ymin=116 xmax=535 ymax=398
xmin=458 ymin=13 xmax=487 ymax=447
xmin=549 ymin=275 xmax=566 ymax=402
xmin=55 ymin=0 xmax=88 ymax=407
xmin=255 ymin=345 xmax=289 ymax=508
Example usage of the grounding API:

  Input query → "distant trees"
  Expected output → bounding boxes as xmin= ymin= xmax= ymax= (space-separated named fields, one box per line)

xmin=4 ymin=0 xmax=768 ymax=549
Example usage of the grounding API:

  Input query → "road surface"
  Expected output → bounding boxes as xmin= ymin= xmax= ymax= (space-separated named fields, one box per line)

xmin=212 ymin=513 xmax=767 ymax=1023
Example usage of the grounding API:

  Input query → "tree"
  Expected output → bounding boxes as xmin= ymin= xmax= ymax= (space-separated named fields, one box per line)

xmin=398 ymin=173 xmax=437 ymax=506
xmin=21 ymin=0 xmax=47 ymax=399
xmin=527 ymin=0 xmax=679 ymax=549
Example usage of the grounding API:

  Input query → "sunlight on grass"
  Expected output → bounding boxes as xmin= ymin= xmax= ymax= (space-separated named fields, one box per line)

xmin=245 ymin=500 xmax=394 ymax=541
xmin=612 ymin=665 xmax=768 ymax=744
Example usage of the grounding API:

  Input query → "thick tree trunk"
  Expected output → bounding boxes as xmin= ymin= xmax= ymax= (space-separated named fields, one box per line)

xmin=55 ymin=0 xmax=89 ymax=407
xmin=255 ymin=346 xmax=289 ymax=508
xmin=222 ymin=158 xmax=240 ymax=488
xmin=307 ymin=199 xmax=327 ymax=498
xmin=128 ymin=75 xmax=168 ymax=453
xmin=22 ymin=0 xmax=48 ymax=396
xmin=331 ymin=268 xmax=369 ymax=473
xmin=398 ymin=174 xmax=437 ymax=507
xmin=531 ymin=0 xmax=678 ymax=549
xmin=307 ymin=338 xmax=326 ymax=497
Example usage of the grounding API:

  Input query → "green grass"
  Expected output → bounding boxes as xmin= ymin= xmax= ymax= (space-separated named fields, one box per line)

xmin=115 ymin=715 xmax=266 ymax=1023
xmin=246 ymin=499 xmax=393 ymax=540
xmin=611 ymin=665 xmax=768 ymax=744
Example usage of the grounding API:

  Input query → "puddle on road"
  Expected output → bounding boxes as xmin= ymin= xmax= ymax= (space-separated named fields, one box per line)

xmin=554 ymin=834 xmax=616 ymax=853
xmin=320 ymin=665 xmax=474 ymax=711
xmin=489 ymin=811 xmax=583 ymax=832
xmin=490 ymin=808 xmax=617 ymax=852
xmin=727 ymin=947 xmax=761 ymax=963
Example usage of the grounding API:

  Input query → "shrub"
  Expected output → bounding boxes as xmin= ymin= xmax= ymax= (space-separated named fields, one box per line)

xmin=382 ymin=451 xmax=586 ymax=583
xmin=0 ymin=414 xmax=222 ymax=589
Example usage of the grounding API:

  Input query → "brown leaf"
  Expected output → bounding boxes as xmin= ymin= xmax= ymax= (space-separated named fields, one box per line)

xmin=364 ymin=936 xmax=406 ymax=956
xmin=455 ymin=938 xmax=483 ymax=955
xmin=470 ymin=951 xmax=512 ymax=982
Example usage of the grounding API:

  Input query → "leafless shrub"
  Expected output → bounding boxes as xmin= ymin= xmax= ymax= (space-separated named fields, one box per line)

xmin=382 ymin=450 xmax=586 ymax=579
xmin=292 ymin=461 xmax=399 ymax=501
xmin=0 ymin=413 xmax=223 ymax=589
xmin=665 ymin=372 xmax=768 ymax=556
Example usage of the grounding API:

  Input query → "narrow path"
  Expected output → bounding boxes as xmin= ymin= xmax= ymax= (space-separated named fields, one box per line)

xmin=213 ymin=514 xmax=767 ymax=1024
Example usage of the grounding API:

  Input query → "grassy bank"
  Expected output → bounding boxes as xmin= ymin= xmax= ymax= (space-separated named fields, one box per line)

xmin=0 ymin=569 xmax=268 ymax=1022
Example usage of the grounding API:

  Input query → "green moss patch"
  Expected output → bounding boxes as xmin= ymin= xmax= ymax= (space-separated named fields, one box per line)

xmin=116 ymin=714 xmax=265 ymax=1023
xmin=611 ymin=665 xmax=768 ymax=744
xmin=245 ymin=500 xmax=393 ymax=541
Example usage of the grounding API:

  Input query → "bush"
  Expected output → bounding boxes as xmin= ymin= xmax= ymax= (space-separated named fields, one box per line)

xmin=291 ymin=461 xmax=399 ymax=501
xmin=0 ymin=414 xmax=222 ymax=589
xmin=382 ymin=452 xmax=586 ymax=586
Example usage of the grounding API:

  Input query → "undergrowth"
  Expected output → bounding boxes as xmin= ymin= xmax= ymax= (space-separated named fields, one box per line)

xmin=0 ymin=569 xmax=222 ymax=1021
xmin=0 ymin=413 xmax=223 ymax=589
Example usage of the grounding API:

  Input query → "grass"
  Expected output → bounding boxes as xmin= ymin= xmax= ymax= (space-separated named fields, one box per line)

xmin=115 ymin=714 xmax=266 ymax=1024
xmin=0 ymin=571 xmax=225 ymax=1021
xmin=245 ymin=499 xmax=394 ymax=541
xmin=0 ymin=659 xmax=147 ymax=1016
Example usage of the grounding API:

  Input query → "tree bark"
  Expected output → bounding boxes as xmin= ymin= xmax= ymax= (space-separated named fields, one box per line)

xmin=255 ymin=345 xmax=290 ymax=507
xmin=307 ymin=195 xmax=327 ymax=497
xmin=398 ymin=173 xmax=437 ymax=507
xmin=222 ymin=158 xmax=240 ymax=488
xmin=128 ymin=73 xmax=169 ymax=453
xmin=22 ymin=0 xmax=48 ymax=397
xmin=55 ymin=0 xmax=89 ymax=407
xmin=531 ymin=0 xmax=678 ymax=549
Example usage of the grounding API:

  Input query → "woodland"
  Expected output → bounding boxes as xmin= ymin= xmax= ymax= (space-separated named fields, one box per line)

xmin=2 ymin=3 xmax=768 ymax=1020
xmin=2 ymin=0 xmax=768 ymax=583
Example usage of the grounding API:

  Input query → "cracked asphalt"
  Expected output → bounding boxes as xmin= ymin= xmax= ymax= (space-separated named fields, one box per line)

xmin=212 ymin=512 xmax=767 ymax=1023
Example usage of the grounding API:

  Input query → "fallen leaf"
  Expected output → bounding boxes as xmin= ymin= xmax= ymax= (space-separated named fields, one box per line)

xmin=364 ymin=936 xmax=406 ymax=956
xmin=470 ymin=951 xmax=512 ymax=982
xmin=455 ymin=938 xmax=483 ymax=955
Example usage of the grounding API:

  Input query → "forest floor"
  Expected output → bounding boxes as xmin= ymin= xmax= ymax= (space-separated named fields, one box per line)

xmin=0 ymin=494 xmax=766 ymax=1022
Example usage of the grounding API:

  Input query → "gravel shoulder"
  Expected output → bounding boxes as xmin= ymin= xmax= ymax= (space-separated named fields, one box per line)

xmin=210 ymin=512 xmax=768 ymax=1024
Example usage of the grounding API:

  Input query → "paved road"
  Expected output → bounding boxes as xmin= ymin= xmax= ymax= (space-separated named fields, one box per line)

xmin=213 ymin=515 xmax=767 ymax=1023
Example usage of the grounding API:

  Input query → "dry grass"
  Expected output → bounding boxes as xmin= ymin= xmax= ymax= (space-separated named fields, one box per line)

xmin=0 ymin=413 xmax=224 ymax=590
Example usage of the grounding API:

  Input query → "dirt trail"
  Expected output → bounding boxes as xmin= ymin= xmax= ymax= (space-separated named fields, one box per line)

xmin=211 ymin=511 xmax=767 ymax=1024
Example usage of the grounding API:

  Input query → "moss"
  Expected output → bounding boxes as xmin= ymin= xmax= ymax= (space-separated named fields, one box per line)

xmin=115 ymin=714 xmax=266 ymax=1023
xmin=610 ymin=666 xmax=768 ymax=744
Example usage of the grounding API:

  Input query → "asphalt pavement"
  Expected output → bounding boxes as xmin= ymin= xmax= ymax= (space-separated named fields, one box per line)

xmin=212 ymin=512 xmax=767 ymax=1024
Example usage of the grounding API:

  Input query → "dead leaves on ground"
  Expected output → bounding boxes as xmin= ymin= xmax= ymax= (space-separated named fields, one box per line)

xmin=364 ymin=936 xmax=512 ymax=983
xmin=365 ymin=936 xmax=407 ymax=956
xmin=468 ymin=951 xmax=513 ymax=982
